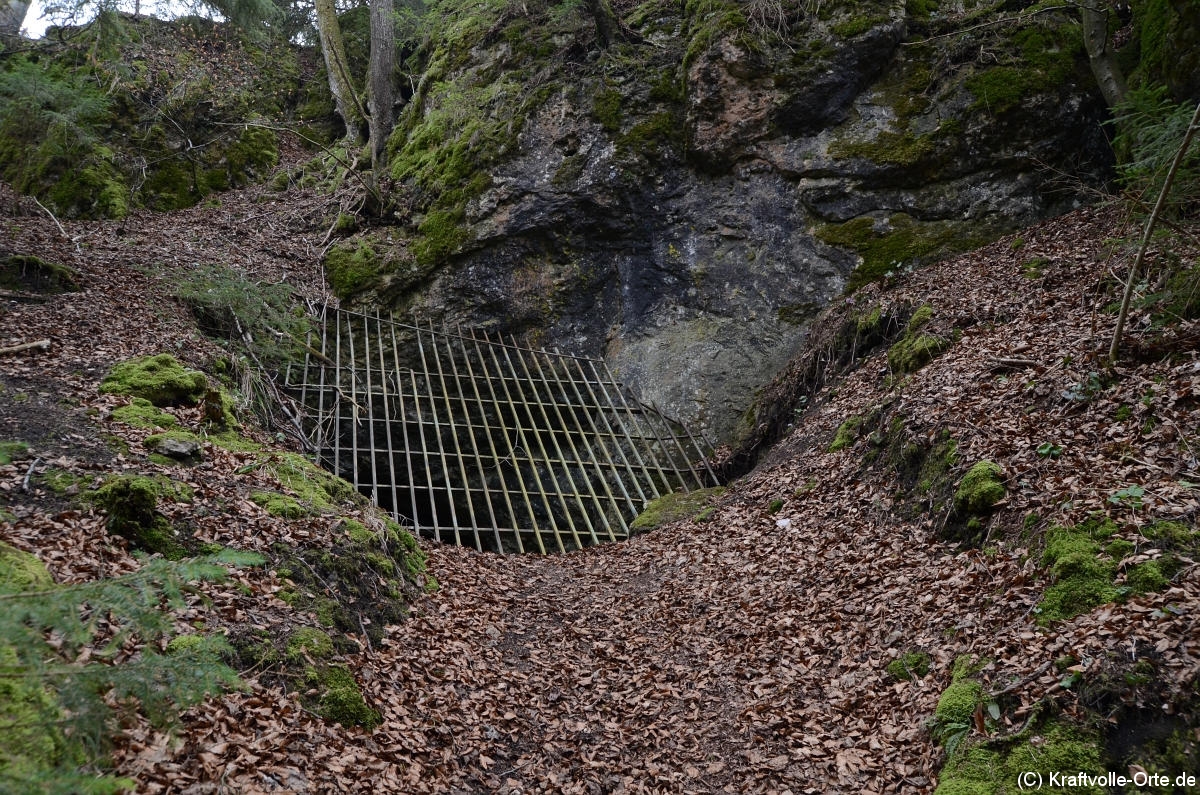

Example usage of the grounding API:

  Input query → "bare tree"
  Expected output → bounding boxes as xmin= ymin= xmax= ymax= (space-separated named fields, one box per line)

xmin=314 ymin=0 xmax=365 ymax=142
xmin=367 ymin=0 xmax=394 ymax=171
xmin=1080 ymin=1 xmax=1128 ymax=108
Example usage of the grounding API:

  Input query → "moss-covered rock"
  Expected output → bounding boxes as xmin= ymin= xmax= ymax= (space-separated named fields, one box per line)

xmin=936 ymin=679 xmax=983 ymax=727
xmin=829 ymin=416 xmax=863 ymax=452
xmin=953 ymin=461 xmax=1005 ymax=515
xmin=0 ymin=542 xmax=52 ymax=593
xmin=629 ymin=487 xmax=726 ymax=534
xmin=324 ymin=240 xmax=381 ymax=300
xmin=936 ymin=720 xmax=1106 ymax=795
xmin=0 ymin=255 xmax=81 ymax=294
xmin=99 ymin=354 xmax=208 ymax=407
xmin=88 ymin=475 xmax=192 ymax=558
xmin=251 ymin=491 xmax=312 ymax=519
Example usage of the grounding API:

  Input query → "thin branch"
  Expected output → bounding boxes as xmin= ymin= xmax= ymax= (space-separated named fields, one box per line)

xmin=31 ymin=197 xmax=72 ymax=244
xmin=903 ymin=4 xmax=1075 ymax=46
xmin=1109 ymin=101 xmax=1200 ymax=365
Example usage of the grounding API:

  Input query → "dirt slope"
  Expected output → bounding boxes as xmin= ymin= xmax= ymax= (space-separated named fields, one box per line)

xmin=2 ymin=173 xmax=1198 ymax=793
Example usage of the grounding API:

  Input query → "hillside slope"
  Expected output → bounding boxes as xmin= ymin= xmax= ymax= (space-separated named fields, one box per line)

xmin=3 ymin=160 xmax=1198 ymax=790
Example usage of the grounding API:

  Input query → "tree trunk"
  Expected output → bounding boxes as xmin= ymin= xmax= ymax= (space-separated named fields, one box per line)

xmin=0 ymin=0 xmax=31 ymax=37
xmin=1081 ymin=3 xmax=1128 ymax=108
xmin=314 ymin=0 xmax=364 ymax=142
xmin=582 ymin=0 xmax=620 ymax=47
xmin=368 ymin=0 xmax=395 ymax=173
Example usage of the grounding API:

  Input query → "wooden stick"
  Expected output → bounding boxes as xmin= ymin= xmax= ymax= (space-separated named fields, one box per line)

xmin=0 ymin=339 xmax=51 ymax=355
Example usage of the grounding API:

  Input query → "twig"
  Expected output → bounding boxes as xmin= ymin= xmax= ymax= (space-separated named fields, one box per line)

xmin=1110 ymin=101 xmax=1200 ymax=364
xmin=988 ymin=357 xmax=1040 ymax=371
xmin=30 ymin=197 xmax=70 ymax=242
xmin=0 ymin=339 xmax=51 ymax=356
xmin=22 ymin=458 xmax=41 ymax=493
xmin=989 ymin=661 xmax=1052 ymax=699
xmin=902 ymin=5 xmax=1074 ymax=46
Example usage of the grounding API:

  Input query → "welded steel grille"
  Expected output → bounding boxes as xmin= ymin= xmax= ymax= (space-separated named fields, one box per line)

xmin=283 ymin=307 xmax=719 ymax=554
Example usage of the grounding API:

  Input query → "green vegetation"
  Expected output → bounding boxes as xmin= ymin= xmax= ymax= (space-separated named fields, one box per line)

xmin=592 ymin=87 xmax=623 ymax=132
xmin=0 ymin=547 xmax=260 ymax=793
xmin=0 ymin=255 xmax=82 ymax=294
xmin=629 ymin=487 xmax=727 ymax=534
xmin=965 ymin=23 xmax=1084 ymax=114
xmin=829 ymin=416 xmax=863 ymax=452
xmin=110 ymin=398 xmax=179 ymax=430
xmin=286 ymin=627 xmax=335 ymax=662
xmin=0 ymin=441 xmax=29 ymax=465
xmin=816 ymin=215 xmax=990 ymax=292
xmin=1038 ymin=519 xmax=1121 ymax=623
xmin=251 ymin=491 xmax=312 ymax=519
xmin=88 ymin=475 xmax=193 ymax=558
xmin=304 ymin=664 xmax=380 ymax=728
xmin=936 ymin=720 xmax=1105 ymax=795
xmin=324 ymin=240 xmax=381 ymax=299
xmin=886 ymin=651 xmax=931 ymax=681
xmin=99 ymin=354 xmax=208 ymax=407
xmin=887 ymin=305 xmax=950 ymax=374
xmin=953 ymin=462 xmax=1005 ymax=515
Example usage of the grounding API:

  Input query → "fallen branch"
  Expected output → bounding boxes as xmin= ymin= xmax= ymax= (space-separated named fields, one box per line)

xmin=31 ymin=197 xmax=70 ymax=242
xmin=988 ymin=357 xmax=1040 ymax=371
xmin=22 ymin=458 xmax=41 ymax=493
xmin=0 ymin=339 xmax=51 ymax=355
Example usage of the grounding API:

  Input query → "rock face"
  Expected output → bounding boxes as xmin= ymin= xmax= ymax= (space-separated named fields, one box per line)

xmin=345 ymin=0 xmax=1116 ymax=443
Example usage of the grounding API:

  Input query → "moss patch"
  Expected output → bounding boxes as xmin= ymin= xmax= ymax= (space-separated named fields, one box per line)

xmin=304 ymin=664 xmax=379 ymax=729
xmin=323 ymin=240 xmax=380 ymax=299
xmin=87 ymin=475 xmax=192 ymax=558
xmin=110 ymin=398 xmax=180 ymax=430
xmin=936 ymin=720 xmax=1105 ymax=795
xmin=887 ymin=650 xmax=931 ymax=681
xmin=829 ymin=416 xmax=863 ymax=452
xmin=285 ymin=627 xmax=335 ymax=662
xmin=953 ymin=461 xmax=1005 ymax=515
xmin=99 ymin=354 xmax=208 ymax=407
xmin=816 ymin=214 xmax=993 ymax=292
xmin=886 ymin=305 xmax=950 ymax=374
xmin=0 ymin=255 xmax=81 ymax=294
xmin=250 ymin=491 xmax=312 ymax=519
xmin=630 ymin=487 xmax=726 ymax=534
xmin=1038 ymin=519 xmax=1122 ymax=624
xmin=0 ymin=440 xmax=29 ymax=465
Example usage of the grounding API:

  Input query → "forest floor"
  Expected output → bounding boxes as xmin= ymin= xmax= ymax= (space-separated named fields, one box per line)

xmin=2 ymin=160 xmax=1199 ymax=794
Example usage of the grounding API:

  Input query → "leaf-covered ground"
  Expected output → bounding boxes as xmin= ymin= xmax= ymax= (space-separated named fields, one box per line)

xmin=2 ymin=159 xmax=1199 ymax=793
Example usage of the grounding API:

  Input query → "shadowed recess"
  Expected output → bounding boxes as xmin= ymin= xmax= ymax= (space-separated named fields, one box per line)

xmin=284 ymin=307 xmax=720 ymax=553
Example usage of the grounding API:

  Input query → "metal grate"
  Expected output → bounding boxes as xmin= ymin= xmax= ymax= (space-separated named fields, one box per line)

xmin=283 ymin=307 xmax=719 ymax=553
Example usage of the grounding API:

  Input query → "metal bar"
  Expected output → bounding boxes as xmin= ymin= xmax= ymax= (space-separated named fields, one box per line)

xmin=502 ymin=335 xmax=581 ymax=552
xmin=346 ymin=312 xmax=362 ymax=493
xmin=313 ymin=307 xmax=331 ymax=460
xmin=639 ymin=397 xmax=704 ymax=492
xmin=466 ymin=327 xmax=535 ymax=554
xmin=414 ymin=324 xmax=461 ymax=545
xmin=485 ymin=330 xmax=560 ymax=553
xmin=428 ymin=321 xmax=484 ymax=551
xmin=360 ymin=313 xmax=380 ymax=505
xmin=569 ymin=356 xmax=650 ymax=505
xmin=374 ymin=311 xmax=402 ymax=527
xmin=332 ymin=307 xmax=344 ymax=480
xmin=409 ymin=367 xmax=444 ymax=541
xmin=550 ymin=347 xmax=632 ymax=539
xmin=389 ymin=321 xmax=422 ymax=536
xmin=596 ymin=361 xmax=673 ymax=499
xmin=523 ymin=346 xmax=606 ymax=546
xmin=450 ymin=323 xmax=508 ymax=553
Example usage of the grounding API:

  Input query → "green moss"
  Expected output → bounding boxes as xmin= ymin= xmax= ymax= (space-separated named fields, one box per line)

xmin=165 ymin=634 xmax=207 ymax=656
xmin=954 ymin=461 xmax=1005 ymax=515
xmin=223 ymin=126 xmax=278 ymax=185
xmin=1038 ymin=523 xmax=1121 ymax=623
xmin=592 ymin=88 xmax=623 ymax=132
xmin=630 ymin=487 xmax=727 ymax=534
xmin=413 ymin=208 xmax=471 ymax=266
xmin=0 ymin=542 xmax=53 ymax=593
xmin=617 ymin=111 xmax=682 ymax=160
xmin=937 ymin=720 xmax=1105 ymax=795
xmin=1144 ymin=520 xmax=1199 ymax=551
xmin=0 ymin=255 xmax=81 ymax=294
xmin=144 ymin=430 xmax=203 ymax=453
xmin=683 ymin=0 xmax=747 ymax=68
xmin=936 ymin=680 xmax=982 ymax=726
xmin=816 ymin=214 xmax=991 ymax=292
xmin=88 ymin=475 xmax=191 ymax=558
xmin=305 ymin=665 xmax=380 ymax=729
xmin=99 ymin=354 xmax=208 ymax=407
xmin=35 ymin=467 xmax=88 ymax=496
xmin=829 ymin=416 xmax=862 ymax=452
xmin=323 ymin=240 xmax=379 ymax=299
xmin=0 ymin=441 xmax=29 ymax=465
xmin=889 ymin=333 xmax=950 ymax=373
xmin=110 ymin=397 xmax=180 ymax=430
xmin=1106 ymin=538 xmax=1135 ymax=559
xmin=286 ymin=627 xmax=335 ymax=662
xmin=830 ymin=129 xmax=935 ymax=166
xmin=1127 ymin=559 xmax=1170 ymax=593
xmin=887 ymin=651 xmax=931 ymax=681
xmin=342 ymin=519 xmax=372 ymax=544
xmin=906 ymin=304 xmax=934 ymax=333
xmin=250 ymin=491 xmax=311 ymax=519
xmin=266 ymin=453 xmax=357 ymax=512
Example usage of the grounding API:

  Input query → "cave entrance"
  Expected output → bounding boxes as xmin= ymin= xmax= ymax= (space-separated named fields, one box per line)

xmin=283 ymin=307 xmax=720 ymax=554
